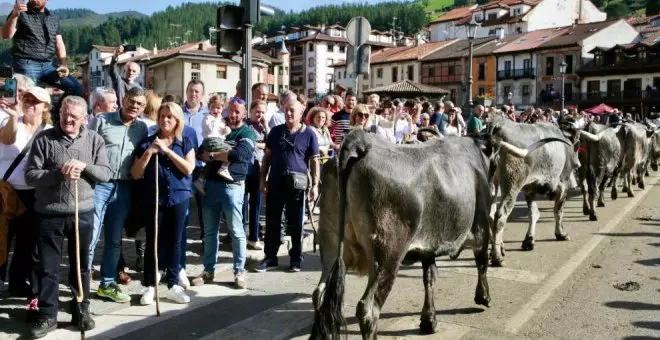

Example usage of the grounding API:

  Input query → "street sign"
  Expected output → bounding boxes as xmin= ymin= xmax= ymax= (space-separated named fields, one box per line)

xmin=346 ymin=45 xmax=371 ymax=76
xmin=346 ymin=16 xmax=371 ymax=47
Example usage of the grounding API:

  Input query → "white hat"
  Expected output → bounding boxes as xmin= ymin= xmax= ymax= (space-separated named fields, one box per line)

xmin=24 ymin=86 xmax=51 ymax=105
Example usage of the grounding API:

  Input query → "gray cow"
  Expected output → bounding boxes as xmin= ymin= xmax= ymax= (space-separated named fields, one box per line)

xmin=574 ymin=123 xmax=622 ymax=221
xmin=486 ymin=116 xmax=576 ymax=266
xmin=616 ymin=122 xmax=655 ymax=196
xmin=310 ymin=130 xmax=559 ymax=340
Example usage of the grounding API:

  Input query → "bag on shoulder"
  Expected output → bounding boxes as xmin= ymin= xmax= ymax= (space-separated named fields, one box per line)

xmin=286 ymin=170 xmax=308 ymax=191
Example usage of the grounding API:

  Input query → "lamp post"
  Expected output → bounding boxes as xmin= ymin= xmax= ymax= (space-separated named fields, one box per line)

xmin=465 ymin=18 xmax=480 ymax=112
xmin=508 ymin=91 xmax=513 ymax=106
xmin=559 ymin=60 xmax=567 ymax=111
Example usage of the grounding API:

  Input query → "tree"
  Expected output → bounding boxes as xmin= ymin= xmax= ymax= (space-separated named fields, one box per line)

xmin=605 ymin=1 xmax=631 ymax=18
xmin=648 ymin=0 xmax=660 ymax=15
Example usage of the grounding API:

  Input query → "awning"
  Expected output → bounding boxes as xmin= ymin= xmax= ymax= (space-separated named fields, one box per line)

xmin=585 ymin=103 xmax=615 ymax=115
xmin=363 ymin=80 xmax=450 ymax=96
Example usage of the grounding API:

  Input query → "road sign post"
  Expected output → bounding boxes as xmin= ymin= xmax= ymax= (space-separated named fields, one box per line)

xmin=345 ymin=16 xmax=371 ymax=100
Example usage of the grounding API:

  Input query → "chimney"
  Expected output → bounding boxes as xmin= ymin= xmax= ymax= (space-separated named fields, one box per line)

xmin=497 ymin=27 xmax=505 ymax=40
xmin=198 ymin=43 xmax=204 ymax=50
xmin=153 ymin=44 xmax=158 ymax=56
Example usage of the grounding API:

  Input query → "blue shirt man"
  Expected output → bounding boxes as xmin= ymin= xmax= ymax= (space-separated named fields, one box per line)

xmin=256 ymin=101 xmax=320 ymax=273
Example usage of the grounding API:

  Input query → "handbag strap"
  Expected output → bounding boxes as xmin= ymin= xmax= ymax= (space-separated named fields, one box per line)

xmin=3 ymin=123 xmax=46 ymax=182
xmin=280 ymin=124 xmax=305 ymax=173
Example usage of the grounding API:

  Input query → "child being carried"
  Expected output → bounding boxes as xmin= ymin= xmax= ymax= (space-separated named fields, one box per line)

xmin=194 ymin=95 xmax=233 ymax=195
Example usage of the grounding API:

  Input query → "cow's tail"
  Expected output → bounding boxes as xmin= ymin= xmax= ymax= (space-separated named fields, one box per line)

xmin=311 ymin=134 xmax=365 ymax=340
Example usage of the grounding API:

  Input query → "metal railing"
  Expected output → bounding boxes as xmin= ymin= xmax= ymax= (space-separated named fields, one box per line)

xmin=497 ymin=68 xmax=535 ymax=80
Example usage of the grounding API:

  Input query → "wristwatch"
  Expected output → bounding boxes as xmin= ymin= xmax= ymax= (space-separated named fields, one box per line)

xmin=209 ymin=153 xmax=215 ymax=160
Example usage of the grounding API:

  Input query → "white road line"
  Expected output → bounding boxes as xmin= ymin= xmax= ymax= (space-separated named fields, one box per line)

xmin=504 ymin=176 xmax=659 ymax=334
xmin=200 ymin=297 xmax=315 ymax=340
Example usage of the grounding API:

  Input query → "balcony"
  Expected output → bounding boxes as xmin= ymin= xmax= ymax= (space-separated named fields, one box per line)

xmin=538 ymin=90 xmax=660 ymax=105
xmin=497 ymin=68 xmax=535 ymax=81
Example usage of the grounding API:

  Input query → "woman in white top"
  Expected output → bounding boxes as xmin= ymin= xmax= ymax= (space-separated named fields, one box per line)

xmin=350 ymin=104 xmax=395 ymax=143
xmin=0 ymin=86 xmax=52 ymax=313
xmin=308 ymin=107 xmax=337 ymax=159
xmin=445 ymin=109 xmax=461 ymax=136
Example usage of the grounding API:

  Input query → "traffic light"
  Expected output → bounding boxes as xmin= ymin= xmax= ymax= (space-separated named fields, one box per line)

xmin=216 ymin=5 xmax=245 ymax=55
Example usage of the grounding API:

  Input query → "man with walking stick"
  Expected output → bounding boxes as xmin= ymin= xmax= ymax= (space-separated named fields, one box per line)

xmin=25 ymin=96 xmax=111 ymax=338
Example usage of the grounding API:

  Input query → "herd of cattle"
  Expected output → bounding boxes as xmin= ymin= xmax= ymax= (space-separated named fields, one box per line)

xmin=307 ymin=113 xmax=660 ymax=340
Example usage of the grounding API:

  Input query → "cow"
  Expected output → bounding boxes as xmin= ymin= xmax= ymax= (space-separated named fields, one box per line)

xmin=573 ymin=122 xmax=622 ymax=221
xmin=309 ymin=130 xmax=561 ymax=340
xmin=485 ymin=116 xmax=576 ymax=266
xmin=614 ymin=122 xmax=655 ymax=196
xmin=643 ymin=120 xmax=660 ymax=173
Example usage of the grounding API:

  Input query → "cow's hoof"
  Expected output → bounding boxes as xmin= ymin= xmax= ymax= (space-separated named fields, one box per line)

xmin=597 ymin=201 xmax=605 ymax=207
xmin=589 ymin=214 xmax=598 ymax=221
xmin=419 ymin=319 xmax=437 ymax=334
xmin=555 ymin=233 xmax=570 ymax=241
xmin=612 ymin=191 xmax=618 ymax=200
xmin=490 ymin=257 xmax=505 ymax=267
xmin=627 ymin=191 xmax=635 ymax=198
xmin=638 ymin=183 xmax=645 ymax=190
xmin=582 ymin=205 xmax=590 ymax=215
xmin=645 ymin=172 xmax=649 ymax=177
xmin=521 ymin=236 xmax=535 ymax=251
xmin=474 ymin=294 xmax=491 ymax=307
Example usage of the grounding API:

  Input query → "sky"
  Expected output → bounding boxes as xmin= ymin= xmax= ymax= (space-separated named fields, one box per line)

xmin=47 ymin=0 xmax=396 ymax=15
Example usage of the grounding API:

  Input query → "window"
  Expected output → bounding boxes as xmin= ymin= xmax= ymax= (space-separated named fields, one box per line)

xmin=308 ymin=43 xmax=314 ymax=52
xmin=478 ymin=63 xmax=486 ymax=80
xmin=607 ymin=79 xmax=621 ymax=96
xmin=546 ymin=56 xmax=554 ymax=76
xmin=343 ymin=71 xmax=346 ymax=78
xmin=363 ymin=73 xmax=368 ymax=80
xmin=191 ymin=71 xmax=200 ymax=80
xmin=564 ymin=55 xmax=573 ymax=73
xmin=523 ymin=59 xmax=531 ymax=69
xmin=392 ymin=67 xmax=398 ymax=82
xmin=478 ymin=87 xmax=486 ymax=96
xmin=428 ymin=67 xmax=435 ymax=77
xmin=308 ymin=88 xmax=316 ymax=97
xmin=377 ymin=68 xmax=383 ymax=78
xmin=522 ymin=85 xmax=530 ymax=96
xmin=513 ymin=8 xmax=522 ymax=15
xmin=595 ymin=51 xmax=603 ymax=66
xmin=503 ymin=86 xmax=511 ymax=99
xmin=339 ymin=45 xmax=346 ymax=53
xmin=278 ymin=85 xmax=283 ymax=93
xmin=450 ymin=89 xmax=457 ymax=102
xmin=308 ymin=72 xmax=315 ymax=83
xmin=448 ymin=66 xmax=456 ymax=76
xmin=516 ymin=27 xmax=522 ymax=33
xmin=407 ymin=65 xmax=414 ymax=81
xmin=285 ymin=66 xmax=288 ymax=75
xmin=191 ymin=63 xmax=201 ymax=70
xmin=96 ymin=52 xmax=99 ymax=58
xmin=504 ymin=60 xmax=512 ymax=71
xmin=488 ymin=29 xmax=497 ymax=36
xmin=279 ymin=67 xmax=283 ymax=76
xmin=327 ymin=58 xmax=334 ymax=66
xmin=216 ymin=65 xmax=227 ymax=79
xmin=328 ymin=44 xmax=335 ymax=52
xmin=308 ymin=58 xmax=315 ymax=68
xmin=487 ymin=13 xmax=496 ymax=21
xmin=587 ymin=80 xmax=599 ymax=94
xmin=337 ymin=71 xmax=341 ymax=79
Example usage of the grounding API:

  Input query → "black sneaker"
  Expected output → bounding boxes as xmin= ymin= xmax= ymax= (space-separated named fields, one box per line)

xmin=70 ymin=300 xmax=96 ymax=331
xmin=29 ymin=317 xmax=57 ymax=339
xmin=254 ymin=259 xmax=278 ymax=272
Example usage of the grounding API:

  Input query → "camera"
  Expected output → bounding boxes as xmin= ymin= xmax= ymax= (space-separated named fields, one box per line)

xmin=0 ymin=66 xmax=16 ymax=105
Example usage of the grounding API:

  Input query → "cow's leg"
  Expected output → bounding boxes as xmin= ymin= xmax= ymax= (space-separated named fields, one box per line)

xmin=419 ymin=257 xmax=437 ymax=334
xmin=490 ymin=182 xmax=521 ymax=267
xmin=554 ymin=186 xmax=570 ymax=241
xmin=521 ymin=192 xmax=539 ymax=251
xmin=625 ymin=170 xmax=634 ymax=197
xmin=637 ymin=165 xmax=646 ymax=190
xmin=597 ymin=173 xmax=608 ymax=208
xmin=473 ymin=213 xmax=491 ymax=308
xmin=356 ymin=249 xmax=404 ymax=339
xmin=580 ymin=168 xmax=590 ymax=216
xmin=587 ymin=170 xmax=599 ymax=221
xmin=611 ymin=166 xmax=620 ymax=200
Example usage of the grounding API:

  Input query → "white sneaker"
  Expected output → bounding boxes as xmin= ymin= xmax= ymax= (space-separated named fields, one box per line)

xmin=178 ymin=269 xmax=190 ymax=289
xmin=139 ymin=287 xmax=155 ymax=305
xmin=313 ymin=207 xmax=320 ymax=215
xmin=167 ymin=285 xmax=190 ymax=304
xmin=217 ymin=167 xmax=234 ymax=182
xmin=248 ymin=240 xmax=263 ymax=250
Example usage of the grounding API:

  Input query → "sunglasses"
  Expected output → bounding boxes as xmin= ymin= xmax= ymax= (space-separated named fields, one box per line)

xmin=230 ymin=97 xmax=246 ymax=105
xmin=357 ymin=112 xmax=370 ymax=118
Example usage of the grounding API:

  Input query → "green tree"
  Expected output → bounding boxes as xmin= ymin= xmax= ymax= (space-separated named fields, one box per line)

xmin=648 ymin=0 xmax=660 ymax=15
xmin=605 ymin=1 xmax=631 ymax=18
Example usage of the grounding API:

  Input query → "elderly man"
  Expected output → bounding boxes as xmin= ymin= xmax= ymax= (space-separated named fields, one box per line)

xmin=89 ymin=87 xmax=148 ymax=302
xmin=256 ymin=100 xmax=320 ymax=273
xmin=109 ymin=46 xmax=142 ymax=108
xmin=88 ymin=87 xmax=118 ymax=124
xmin=467 ymin=105 xmax=485 ymax=135
xmin=2 ymin=0 xmax=83 ymax=98
xmin=269 ymin=90 xmax=296 ymax=129
xmin=25 ymin=96 xmax=111 ymax=338
xmin=194 ymin=98 xmax=255 ymax=288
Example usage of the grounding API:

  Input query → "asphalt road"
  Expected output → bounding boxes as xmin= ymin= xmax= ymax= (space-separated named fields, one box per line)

xmin=1 ymin=173 xmax=658 ymax=340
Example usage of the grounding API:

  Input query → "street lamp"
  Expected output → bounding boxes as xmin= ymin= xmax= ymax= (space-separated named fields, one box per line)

xmin=559 ymin=60 xmax=567 ymax=111
xmin=508 ymin=91 xmax=513 ymax=106
xmin=465 ymin=17 xmax=480 ymax=111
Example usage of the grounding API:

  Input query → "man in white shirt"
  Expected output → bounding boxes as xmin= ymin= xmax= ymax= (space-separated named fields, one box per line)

xmin=268 ymin=90 xmax=296 ymax=129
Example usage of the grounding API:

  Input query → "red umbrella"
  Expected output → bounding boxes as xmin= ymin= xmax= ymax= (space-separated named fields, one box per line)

xmin=585 ymin=103 xmax=615 ymax=115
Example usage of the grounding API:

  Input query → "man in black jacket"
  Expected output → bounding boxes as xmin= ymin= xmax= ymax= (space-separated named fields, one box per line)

xmin=2 ymin=0 xmax=83 ymax=99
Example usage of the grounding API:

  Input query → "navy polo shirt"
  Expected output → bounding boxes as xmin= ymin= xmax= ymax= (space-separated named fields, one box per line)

xmin=133 ymin=134 xmax=195 ymax=206
xmin=265 ymin=124 xmax=320 ymax=185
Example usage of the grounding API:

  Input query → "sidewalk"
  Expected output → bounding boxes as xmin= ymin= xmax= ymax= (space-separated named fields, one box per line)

xmin=0 ymin=198 xmax=318 ymax=339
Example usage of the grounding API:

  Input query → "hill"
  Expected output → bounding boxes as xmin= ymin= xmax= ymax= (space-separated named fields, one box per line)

xmin=53 ymin=9 xmax=147 ymax=27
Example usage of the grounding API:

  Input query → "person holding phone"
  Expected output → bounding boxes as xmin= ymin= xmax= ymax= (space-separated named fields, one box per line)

xmin=1 ymin=0 xmax=83 ymax=104
xmin=109 ymin=45 xmax=142 ymax=108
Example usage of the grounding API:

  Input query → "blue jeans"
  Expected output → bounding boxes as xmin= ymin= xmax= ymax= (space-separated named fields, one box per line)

xmin=143 ymin=200 xmax=188 ymax=288
xmin=96 ymin=181 xmax=133 ymax=286
xmin=202 ymin=180 xmax=246 ymax=273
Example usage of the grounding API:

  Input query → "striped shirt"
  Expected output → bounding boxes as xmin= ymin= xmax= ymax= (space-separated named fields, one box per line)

xmin=331 ymin=110 xmax=351 ymax=145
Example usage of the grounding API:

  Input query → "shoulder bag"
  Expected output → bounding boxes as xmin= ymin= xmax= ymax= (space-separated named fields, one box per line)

xmin=281 ymin=125 xmax=308 ymax=191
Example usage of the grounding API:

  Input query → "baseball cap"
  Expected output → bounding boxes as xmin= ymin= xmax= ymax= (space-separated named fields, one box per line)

xmin=24 ymin=86 xmax=51 ymax=105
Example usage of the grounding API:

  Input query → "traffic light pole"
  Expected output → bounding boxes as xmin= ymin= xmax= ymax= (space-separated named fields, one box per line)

xmin=241 ymin=23 xmax=253 ymax=106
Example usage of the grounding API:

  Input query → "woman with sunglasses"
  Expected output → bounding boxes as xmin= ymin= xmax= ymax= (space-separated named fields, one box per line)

xmin=349 ymin=104 xmax=394 ymax=143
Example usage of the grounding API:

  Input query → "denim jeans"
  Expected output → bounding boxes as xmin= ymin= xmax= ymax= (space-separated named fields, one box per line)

xmin=96 ymin=181 xmax=133 ymax=286
xmin=242 ymin=160 xmax=262 ymax=242
xmin=37 ymin=211 xmax=93 ymax=319
xmin=143 ymin=200 xmax=188 ymax=288
xmin=202 ymin=179 xmax=246 ymax=273
xmin=13 ymin=59 xmax=83 ymax=120
xmin=265 ymin=181 xmax=305 ymax=265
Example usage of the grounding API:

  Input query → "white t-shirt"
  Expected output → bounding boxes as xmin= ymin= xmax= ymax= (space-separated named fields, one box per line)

xmin=0 ymin=117 xmax=52 ymax=190
xmin=202 ymin=114 xmax=229 ymax=139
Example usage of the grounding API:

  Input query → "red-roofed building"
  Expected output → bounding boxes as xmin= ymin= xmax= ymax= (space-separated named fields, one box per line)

xmin=429 ymin=0 xmax=606 ymax=43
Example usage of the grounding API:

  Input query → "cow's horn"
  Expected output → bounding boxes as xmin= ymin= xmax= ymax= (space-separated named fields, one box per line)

xmin=499 ymin=141 xmax=529 ymax=158
xmin=580 ymin=130 xmax=602 ymax=142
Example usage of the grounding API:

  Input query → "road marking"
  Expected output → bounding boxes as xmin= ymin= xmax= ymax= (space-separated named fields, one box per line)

xmin=504 ymin=176 xmax=659 ymax=334
xmin=438 ymin=265 xmax=547 ymax=284
xmin=200 ymin=297 xmax=315 ymax=340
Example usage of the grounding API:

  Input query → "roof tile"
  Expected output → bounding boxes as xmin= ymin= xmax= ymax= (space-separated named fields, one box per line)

xmin=363 ymin=80 xmax=450 ymax=95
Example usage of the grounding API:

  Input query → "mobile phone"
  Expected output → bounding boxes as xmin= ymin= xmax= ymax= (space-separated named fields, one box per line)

xmin=2 ymin=78 xmax=17 ymax=105
xmin=122 ymin=44 xmax=137 ymax=52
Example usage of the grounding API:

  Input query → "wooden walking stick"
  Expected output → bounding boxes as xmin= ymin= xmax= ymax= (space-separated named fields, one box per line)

xmin=154 ymin=154 xmax=161 ymax=316
xmin=73 ymin=179 xmax=85 ymax=340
